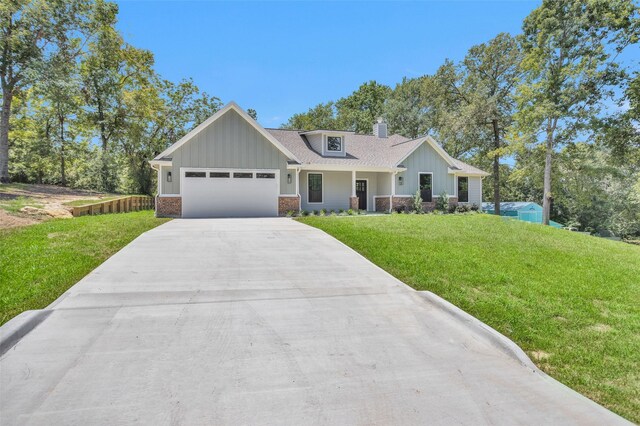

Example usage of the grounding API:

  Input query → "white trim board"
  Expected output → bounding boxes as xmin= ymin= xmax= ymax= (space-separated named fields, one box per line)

xmin=152 ymin=101 xmax=299 ymax=163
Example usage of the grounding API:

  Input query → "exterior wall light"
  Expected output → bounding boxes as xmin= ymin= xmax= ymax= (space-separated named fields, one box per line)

xmin=399 ymin=176 xmax=404 ymax=185
xmin=167 ymin=171 xmax=172 ymax=182
xmin=287 ymin=173 xmax=292 ymax=184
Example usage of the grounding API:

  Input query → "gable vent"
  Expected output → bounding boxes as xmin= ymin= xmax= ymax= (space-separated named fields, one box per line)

xmin=373 ymin=118 xmax=387 ymax=138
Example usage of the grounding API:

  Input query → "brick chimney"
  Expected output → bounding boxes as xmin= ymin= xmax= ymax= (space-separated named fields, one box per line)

xmin=373 ymin=118 xmax=387 ymax=138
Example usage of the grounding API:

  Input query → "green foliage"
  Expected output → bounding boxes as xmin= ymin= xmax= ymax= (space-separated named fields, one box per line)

xmin=412 ymin=190 xmax=423 ymax=213
xmin=298 ymin=214 xmax=640 ymax=422
xmin=435 ymin=191 xmax=449 ymax=212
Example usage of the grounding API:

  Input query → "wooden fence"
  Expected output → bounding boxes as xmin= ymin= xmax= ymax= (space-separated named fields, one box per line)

xmin=71 ymin=196 xmax=154 ymax=217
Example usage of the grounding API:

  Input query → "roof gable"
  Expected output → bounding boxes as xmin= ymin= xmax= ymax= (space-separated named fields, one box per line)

xmin=152 ymin=102 xmax=299 ymax=163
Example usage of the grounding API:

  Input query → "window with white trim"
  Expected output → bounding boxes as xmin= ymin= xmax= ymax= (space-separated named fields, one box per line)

xmin=458 ymin=177 xmax=469 ymax=203
xmin=308 ymin=173 xmax=323 ymax=203
xmin=327 ymin=136 xmax=342 ymax=152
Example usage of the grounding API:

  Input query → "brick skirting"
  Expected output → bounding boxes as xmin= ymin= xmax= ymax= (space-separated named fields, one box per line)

xmin=156 ymin=196 xmax=182 ymax=217
xmin=278 ymin=195 xmax=300 ymax=216
xmin=375 ymin=196 xmax=391 ymax=212
xmin=349 ymin=197 xmax=359 ymax=210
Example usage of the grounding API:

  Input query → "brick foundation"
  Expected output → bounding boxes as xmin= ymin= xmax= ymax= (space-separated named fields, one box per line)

xmin=392 ymin=196 xmax=413 ymax=212
xmin=349 ymin=197 xmax=359 ymax=210
xmin=278 ymin=195 xmax=300 ymax=216
xmin=156 ymin=196 xmax=182 ymax=217
xmin=375 ymin=196 xmax=391 ymax=212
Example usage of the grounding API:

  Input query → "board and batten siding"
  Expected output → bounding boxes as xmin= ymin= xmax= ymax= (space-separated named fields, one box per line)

xmin=160 ymin=109 xmax=295 ymax=195
xmin=300 ymin=170 xmax=351 ymax=212
xmin=395 ymin=143 xmax=455 ymax=197
xmin=466 ymin=176 xmax=483 ymax=206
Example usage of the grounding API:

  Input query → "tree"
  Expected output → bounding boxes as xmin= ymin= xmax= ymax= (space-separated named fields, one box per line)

xmin=516 ymin=0 xmax=639 ymax=225
xmin=335 ymin=81 xmax=391 ymax=133
xmin=435 ymin=33 xmax=522 ymax=215
xmin=283 ymin=102 xmax=337 ymax=130
xmin=383 ymin=76 xmax=435 ymax=139
xmin=0 ymin=0 xmax=102 ymax=183
xmin=80 ymin=5 xmax=152 ymax=191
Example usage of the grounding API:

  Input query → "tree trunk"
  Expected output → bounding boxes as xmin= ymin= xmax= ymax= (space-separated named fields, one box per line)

xmin=491 ymin=119 xmax=501 ymax=215
xmin=59 ymin=114 xmax=67 ymax=186
xmin=542 ymin=125 xmax=554 ymax=226
xmin=0 ymin=88 xmax=13 ymax=183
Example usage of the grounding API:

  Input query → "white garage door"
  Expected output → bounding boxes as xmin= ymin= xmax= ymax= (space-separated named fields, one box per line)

xmin=181 ymin=169 xmax=279 ymax=218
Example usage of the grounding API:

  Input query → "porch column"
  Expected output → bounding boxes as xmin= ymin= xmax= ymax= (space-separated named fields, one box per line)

xmin=295 ymin=169 xmax=300 ymax=196
xmin=351 ymin=170 xmax=356 ymax=197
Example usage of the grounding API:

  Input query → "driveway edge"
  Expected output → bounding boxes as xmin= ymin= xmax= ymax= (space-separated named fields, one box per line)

xmin=0 ymin=310 xmax=52 ymax=358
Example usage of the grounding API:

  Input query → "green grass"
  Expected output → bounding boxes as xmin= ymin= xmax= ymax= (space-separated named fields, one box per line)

xmin=298 ymin=214 xmax=640 ymax=422
xmin=0 ymin=196 xmax=43 ymax=213
xmin=0 ymin=211 xmax=170 ymax=325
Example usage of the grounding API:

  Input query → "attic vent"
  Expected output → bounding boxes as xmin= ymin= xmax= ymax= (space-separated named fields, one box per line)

xmin=373 ymin=118 xmax=387 ymax=138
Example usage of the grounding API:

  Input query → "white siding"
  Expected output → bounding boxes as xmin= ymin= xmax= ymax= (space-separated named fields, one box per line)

xmin=160 ymin=109 xmax=295 ymax=195
xmin=467 ymin=176 xmax=483 ymax=206
xmin=300 ymin=170 xmax=351 ymax=212
xmin=396 ymin=143 xmax=455 ymax=197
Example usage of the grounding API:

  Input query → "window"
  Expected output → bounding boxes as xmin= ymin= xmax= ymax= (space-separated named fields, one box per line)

xmin=419 ymin=173 xmax=432 ymax=202
xmin=308 ymin=173 xmax=323 ymax=203
xmin=185 ymin=171 xmax=206 ymax=178
xmin=234 ymin=172 xmax=253 ymax=178
xmin=256 ymin=173 xmax=276 ymax=179
xmin=327 ymin=136 xmax=342 ymax=152
xmin=458 ymin=177 xmax=469 ymax=203
xmin=210 ymin=172 xmax=230 ymax=178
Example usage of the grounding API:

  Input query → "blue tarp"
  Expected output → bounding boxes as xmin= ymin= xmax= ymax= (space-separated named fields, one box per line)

xmin=481 ymin=202 xmax=564 ymax=228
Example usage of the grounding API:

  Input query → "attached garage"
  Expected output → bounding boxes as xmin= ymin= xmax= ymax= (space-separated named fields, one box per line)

xmin=181 ymin=168 xmax=279 ymax=218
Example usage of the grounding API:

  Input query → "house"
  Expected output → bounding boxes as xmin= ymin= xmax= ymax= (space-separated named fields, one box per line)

xmin=482 ymin=202 xmax=564 ymax=228
xmin=150 ymin=102 xmax=489 ymax=218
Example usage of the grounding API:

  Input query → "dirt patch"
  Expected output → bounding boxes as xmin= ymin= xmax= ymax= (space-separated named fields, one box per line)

xmin=0 ymin=184 xmax=115 ymax=229
xmin=530 ymin=350 xmax=551 ymax=361
xmin=588 ymin=323 xmax=613 ymax=333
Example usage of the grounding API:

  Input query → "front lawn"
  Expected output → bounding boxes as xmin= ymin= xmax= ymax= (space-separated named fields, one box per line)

xmin=0 ymin=211 xmax=170 ymax=325
xmin=298 ymin=214 xmax=640 ymax=422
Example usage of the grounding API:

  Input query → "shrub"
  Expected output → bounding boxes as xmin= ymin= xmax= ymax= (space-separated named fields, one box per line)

xmin=412 ymin=190 xmax=423 ymax=213
xmin=435 ymin=192 xmax=449 ymax=212
xmin=347 ymin=209 xmax=355 ymax=215
xmin=358 ymin=209 xmax=367 ymax=215
xmin=338 ymin=209 xmax=344 ymax=214
xmin=470 ymin=204 xmax=480 ymax=212
xmin=313 ymin=210 xmax=320 ymax=216
xmin=286 ymin=210 xmax=294 ymax=217
xmin=301 ymin=210 xmax=309 ymax=217
xmin=319 ymin=209 xmax=326 ymax=216
xmin=447 ymin=204 xmax=457 ymax=214
xmin=455 ymin=204 xmax=471 ymax=214
xmin=329 ymin=210 xmax=337 ymax=216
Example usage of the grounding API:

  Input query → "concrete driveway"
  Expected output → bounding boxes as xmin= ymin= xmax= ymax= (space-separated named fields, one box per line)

xmin=0 ymin=219 xmax=629 ymax=425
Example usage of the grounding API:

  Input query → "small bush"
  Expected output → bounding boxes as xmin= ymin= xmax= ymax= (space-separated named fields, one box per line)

xmin=447 ymin=204 xmax=457 ymax=214
xmin=313 ymin=210 xmax=320 ymax=216
xmin=330 ymin=210 xmax=337 ymax=216
xmin=286 ymin=210 xmax=294 ymax=217
xmin=470 ymin=204 xmax=480 ymax=212
xmin=358 ymin=209 xmax=367 ymax=215
xmin=338 ymin=209 xmax=344 ymax=214
xmin=347 ymin=209 xmax=355 ymax=215
xmin=435 ymin=192 xmax=449 ymax=212
xmin=301 ymin=210 xmax=309 ymax=217
xmin=456 ymin=204 xmax=470 ymax=214
xmin=319 ymin=209 xmax=326 ymax=216
xmin=412 ymin=190 xmax=423 ymax=213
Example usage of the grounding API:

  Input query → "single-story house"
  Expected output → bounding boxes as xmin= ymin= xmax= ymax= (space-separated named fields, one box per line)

xmin=482 ymin=202 xmax=564 ymax=228
xmin=150 ymin=102 xmax=489 ymax=218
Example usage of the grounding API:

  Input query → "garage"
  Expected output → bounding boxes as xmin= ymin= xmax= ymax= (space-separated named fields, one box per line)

xmin=181 ymin=168 xmax=279 ymax=218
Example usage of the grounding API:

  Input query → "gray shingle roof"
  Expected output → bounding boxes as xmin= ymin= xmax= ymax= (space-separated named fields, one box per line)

xmin=266 ymin=128 xmax=489 ymax=175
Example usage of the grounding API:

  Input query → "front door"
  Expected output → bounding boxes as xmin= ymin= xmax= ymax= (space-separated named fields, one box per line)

xmin=356 ymin=179 xmax=367 ymax=210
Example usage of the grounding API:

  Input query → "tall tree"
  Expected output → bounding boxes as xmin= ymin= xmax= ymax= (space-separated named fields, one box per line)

xmin=283 ymin=102 xmax=337 ymax=131
xmin=0 ymin=0 xmax=100 ymax=183
xmin=383 ymin=76 xmax=436 ymax=139
xmin=435 ymin=33 xmax=522 ymax=214
xmin=335 ymin=81 xmax=391 ymax=133
xmin=517 ymin=0 xmax=639 ymax=225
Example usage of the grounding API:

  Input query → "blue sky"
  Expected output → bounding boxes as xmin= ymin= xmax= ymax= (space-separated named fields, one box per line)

xmin=114 ymin=1 xmax=540 ymax=127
